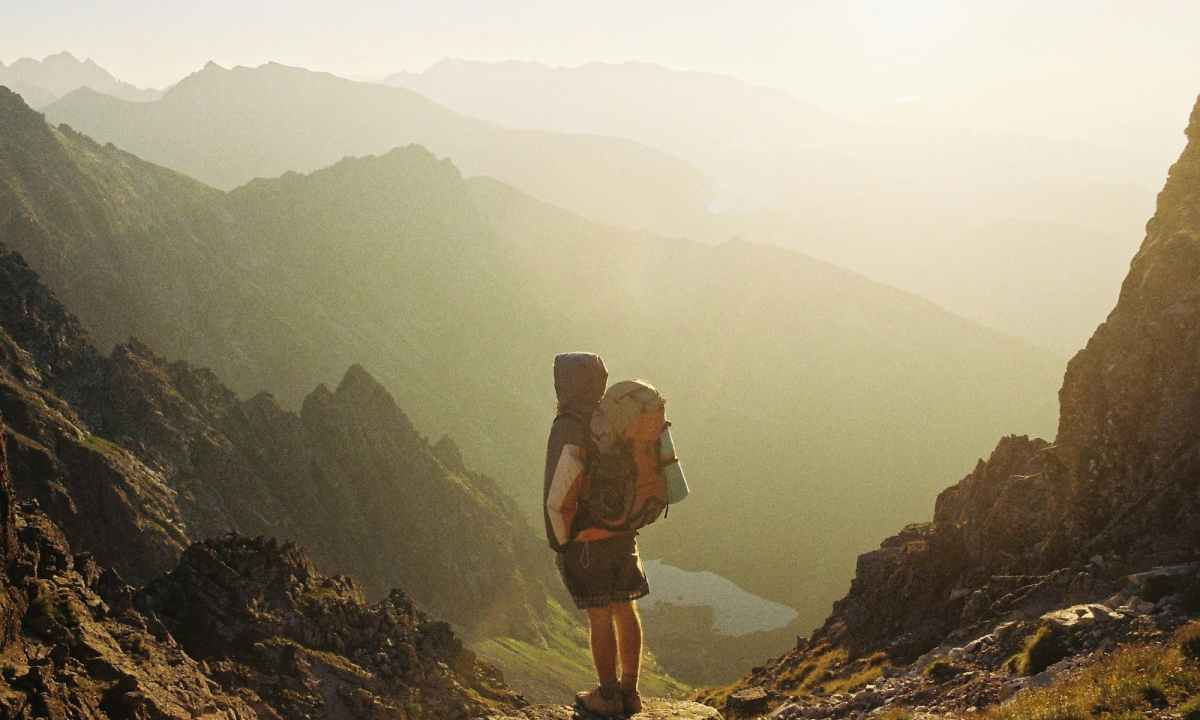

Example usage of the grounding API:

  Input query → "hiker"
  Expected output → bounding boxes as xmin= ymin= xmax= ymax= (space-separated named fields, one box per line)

xmin=544 ymin=355 xmax=665 ymax=716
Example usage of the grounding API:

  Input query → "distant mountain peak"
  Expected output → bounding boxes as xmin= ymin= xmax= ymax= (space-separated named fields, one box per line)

xmin=336 ymin=362 xmax=385 ymax=396
xmin=1 ymin=51 xmax=159 ymax=105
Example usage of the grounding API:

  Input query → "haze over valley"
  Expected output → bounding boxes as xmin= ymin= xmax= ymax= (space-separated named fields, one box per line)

xmin=2 ymin=4 xmax=1200 ymax=715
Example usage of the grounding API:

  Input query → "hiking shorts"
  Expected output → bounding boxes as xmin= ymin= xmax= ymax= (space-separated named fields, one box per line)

xmin=555 ymin=533 xmax=650 ymax=610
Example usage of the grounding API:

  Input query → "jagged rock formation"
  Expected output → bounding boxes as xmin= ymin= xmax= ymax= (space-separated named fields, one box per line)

xmin=137 ymin=534 xmax=525 ymax=719
xmin=0 ymin=423 xmax=260 ymax=718
xmin=0 ymin=245 xmax=190 ymax=584
xmin=702 ymin=95 xmax=1200 ymax=717
xmin=0 ymin=421 xmax=526 ymax=718
xmin=0 ymin=244 xmax=551 ymax=640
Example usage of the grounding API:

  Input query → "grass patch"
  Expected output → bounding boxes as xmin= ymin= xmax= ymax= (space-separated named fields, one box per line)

xmin=1011 ymin=624 xmax=1069 ymax=676
xmin=1179 ymin=694 xmax=1200 ymax=720
xmin=980 ymin=637 xmax=1200 ymax=720
xmin=923 ymin=658 xmax=960 ymax=681
xmin=474 ymin=598 xmax=689 ymax=704
xmin=1177 ymin=620 xmax=1200 ymax=662
xmin=772 ymin=645 xmax=847 ymax=696
xmin=821 ymin=652 xmax=889 ymax=695
xmin=690 ymin=681 xmax=738 ymax=709
xmin=79 ymin=431 xmax=124 ymax=459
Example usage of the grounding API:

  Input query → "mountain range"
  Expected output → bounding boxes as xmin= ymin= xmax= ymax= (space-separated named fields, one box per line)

xmin=43 ymin=61 xmax=710 ymax=235
xmin=389 ymin=59 xmax=1163 ymax=352
xmin=0 ymin=49 xmax=1197 ymax=720
xmin=1 ymin=85 xmax=1060 ymax=634
xmin=9 ymin=54 xmax=1168 ymax=351
xmin=0 ymin=51 xmax=159 ymax=108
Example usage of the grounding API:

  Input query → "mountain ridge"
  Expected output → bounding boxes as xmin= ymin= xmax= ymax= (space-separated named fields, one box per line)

xmin=0 ymin=51 xmax=159 ymax=108
xmin=43 ymin=61 xmax=712 ymax=234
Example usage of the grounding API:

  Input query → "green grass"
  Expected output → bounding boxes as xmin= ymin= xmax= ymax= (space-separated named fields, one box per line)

xmin=1179 ymin=621 xmax=1200 ymax=662
xmin=979 ymin=622 xmax=1200 ymax=720
xmin=822 ymin=651 xmax=889 ymax=695
xmin=1010 ymin=624 xmax=1069 ymax=676
xmin=473 ymin=598 xmax=690 ymax=704
xmin=923 ymin=658 xmax=961 ymax=681
xmin=79 ymin=431 xmax=124 ymax=458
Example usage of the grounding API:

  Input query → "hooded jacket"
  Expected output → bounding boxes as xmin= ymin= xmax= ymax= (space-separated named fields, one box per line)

xmin=543 ymin=352 xmax=607 ymax=552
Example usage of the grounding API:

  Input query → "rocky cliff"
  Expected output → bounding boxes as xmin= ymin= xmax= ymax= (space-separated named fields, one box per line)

xmin=0 ymin=420 xmax=526 ymax=718
xmin=701 ymin=95 xmax=1200 ymax=718
xmin=0 ymin=244 xmax=552 ymax=640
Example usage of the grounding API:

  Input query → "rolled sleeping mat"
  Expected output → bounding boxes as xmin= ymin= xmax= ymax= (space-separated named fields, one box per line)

xmin=659 ymin=424 xmax=689 ymax=504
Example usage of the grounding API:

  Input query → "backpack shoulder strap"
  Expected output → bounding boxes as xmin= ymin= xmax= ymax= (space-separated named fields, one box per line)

xmin=554 ymin=411 xmax=596 ymax=462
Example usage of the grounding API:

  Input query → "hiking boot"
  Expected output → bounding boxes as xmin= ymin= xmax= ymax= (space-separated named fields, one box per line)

xmin=620 ymin=686 xmax=642 ymax=715
xmin=575 ymin=682 xmax=623 ymax=717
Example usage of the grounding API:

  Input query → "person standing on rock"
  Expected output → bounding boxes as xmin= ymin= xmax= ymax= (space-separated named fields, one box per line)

xmin=544 ymin=353 xmax=653 ymax=717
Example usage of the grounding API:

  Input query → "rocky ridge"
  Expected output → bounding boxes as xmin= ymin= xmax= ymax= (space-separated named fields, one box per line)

xmin=0 ymin=243 xmax=552 ymax=641
xmin=0 ymin=419 xmax=527 ymax=719
xmin=698 ymin=94 xmax=1200 ymax=718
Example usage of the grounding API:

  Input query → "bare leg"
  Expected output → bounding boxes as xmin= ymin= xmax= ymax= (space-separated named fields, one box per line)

xmin=585 ymin=606 xmax=619 ymax=685
xmin=612 ymin=601 xmax=643 ymax=691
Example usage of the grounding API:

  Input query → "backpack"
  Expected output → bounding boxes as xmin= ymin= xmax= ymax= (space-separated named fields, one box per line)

xmin=576 ymin=381 xmax=689 ymax=534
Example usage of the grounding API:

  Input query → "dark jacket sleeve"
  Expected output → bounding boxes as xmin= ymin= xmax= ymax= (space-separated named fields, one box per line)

xmin=543 ymin=415 xmax=584 ymax=552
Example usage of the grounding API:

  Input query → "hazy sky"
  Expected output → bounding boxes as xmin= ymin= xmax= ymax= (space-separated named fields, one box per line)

xmin=4 ymin=1 xmax=1199 ymax=153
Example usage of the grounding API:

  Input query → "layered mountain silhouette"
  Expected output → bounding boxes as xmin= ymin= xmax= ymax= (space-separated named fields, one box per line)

xmin=700 ymin=95 xmax=1200 ymax=718
xmin=0 ymin=51 xmax=159 ymax=108
xmin=0 ymin=86 xmax=1062 ymax=629
xmin=390 ymin=59 xmax=1157 ymax=351
xmin=42 ymin=61 xmax=709 ymax=234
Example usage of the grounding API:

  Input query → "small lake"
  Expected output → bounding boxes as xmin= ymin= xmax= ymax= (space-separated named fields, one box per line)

xmin=640 ymin=559 xmax=798 ymax=635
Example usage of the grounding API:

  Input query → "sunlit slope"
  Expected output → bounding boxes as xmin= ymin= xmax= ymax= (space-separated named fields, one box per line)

xmin=1 ymin=88 xmax=1059 ymax=631
xmin=43 ymin=61 xmax=709 ymax=235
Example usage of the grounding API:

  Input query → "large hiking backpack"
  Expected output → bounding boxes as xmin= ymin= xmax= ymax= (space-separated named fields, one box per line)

xmin=578 ymin=380 xmax=689 ymax=534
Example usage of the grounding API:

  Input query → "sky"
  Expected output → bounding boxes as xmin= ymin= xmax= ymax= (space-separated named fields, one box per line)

xmin=3 ymin=0 xmax=1199 ymax=154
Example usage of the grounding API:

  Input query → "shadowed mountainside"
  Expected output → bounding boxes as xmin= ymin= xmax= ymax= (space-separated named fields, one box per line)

xmin=0 ymin=420 xmax=528 ymax=718
xmin=0 ymin=242 xmax=551 ymax=642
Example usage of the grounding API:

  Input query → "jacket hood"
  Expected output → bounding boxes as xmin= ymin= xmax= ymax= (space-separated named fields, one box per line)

xmin=554 ymin=352 xmax=608 ymax=417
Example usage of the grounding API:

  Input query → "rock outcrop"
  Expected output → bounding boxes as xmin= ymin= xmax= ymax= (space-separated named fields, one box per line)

xmin=137 ymin=534 xmax=525 ymax=719
xmin=0 ymin=422 xmax=260 ymax=718
xmin=0 ymin=419 xmax=527 ymax=719
xmin=702 ymin=94 xmax=1200 ymax=717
